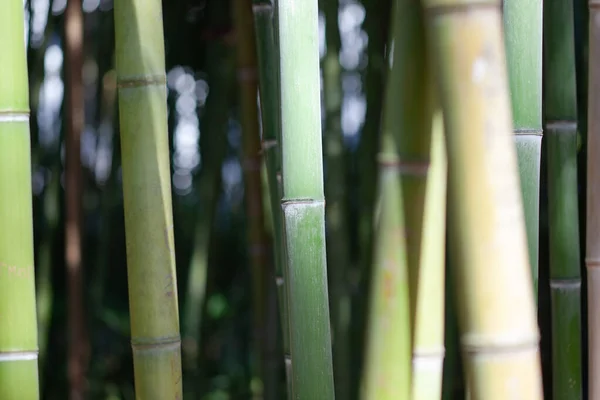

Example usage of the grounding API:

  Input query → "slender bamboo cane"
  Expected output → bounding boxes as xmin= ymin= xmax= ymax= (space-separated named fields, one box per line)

xmin=232 ymin=0 xmax=273 ymax=396
xmin=360 ymin=0 xmax=417 ymax=397
xmin=322 ymin=1 xmax=352 ymax=398
xmin=543 ymin=0 xmax=583 ymax=395
xmin=113 ymin=1 xmax=183 ymax=398
xmin=586 ymin=0 xmax=600 ymax=396
xmin=408 ymin=106 xmax=447 ymax=400
xmin=0 ymin=1 xmax=40 ymax=398
xmin=252 ymin=1 xmax=292 ymax=396
xmin=421 ymin=0 xmax=544 ymax=396
xmin=277 ymin=0 xmax=335 ymax=397
xmin=65 ymin=0 xmax=88 ymax=398
xmin=503 ymin=0 xmax=543 ymax=294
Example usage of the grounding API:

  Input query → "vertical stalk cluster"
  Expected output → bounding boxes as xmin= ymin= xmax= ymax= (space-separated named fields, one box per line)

xmin=113 ymin=0 xmax=183 ymax=398
xmin=0 ymin=1 xmax=40 ymax=399
xmin=65 ymin=0 xmax=88 ymax=398
xmin=422 ymin=0 xmax=544 ymax=396
xmin=586 ymin=0 xmax=600 ymax=396
xmin=277 ymin=0 xmax=335 ymax=397
xmin=503 ymin=0 xmax=544 ymax=294
xmin=543 ymin=0 xmax=583 ymax=394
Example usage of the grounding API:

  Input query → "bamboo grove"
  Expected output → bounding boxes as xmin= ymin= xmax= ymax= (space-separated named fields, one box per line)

xmin=1 ymin=0 xmax=600 ymax=398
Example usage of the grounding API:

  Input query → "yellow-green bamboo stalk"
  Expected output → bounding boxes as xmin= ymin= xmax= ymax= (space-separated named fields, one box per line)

xmin=421 ymin=0 xmax=544 ymax=396
xmin=277 ymin=0 xmax=335 ymax=397
xmin=360 ymin=0 xmax=415 ymax=397
xmin=113 ymin=1 xmax=182 ymax=398
xmin=408 ymin=107 xmax=447 ymax=400
xmin=0 ymin=1 xmax=40 ymax=398
xmin=586 ymin=0 xmax=600 ymax=396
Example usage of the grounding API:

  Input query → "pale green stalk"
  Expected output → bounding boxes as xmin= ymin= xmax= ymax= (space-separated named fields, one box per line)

xmin=114 ymin=1 xmax=182 ymax=397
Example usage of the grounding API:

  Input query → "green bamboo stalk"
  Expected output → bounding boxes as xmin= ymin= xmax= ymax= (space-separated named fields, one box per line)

xmin=277 ymin=0 xmax=335 ymax=397
xmin=360 ymin=0 xmax=417 ymax=397
xmin=65 ymin=0 xmax=88 ymax=397
xmin=113 ymin=1 xmax=182 ymax=398
xmin=408 ymin=107 xmax=447 ymax=400
xmin=503 ymin=0 xmax=543 ymax=294
xmin=252 ymin=1 xmax=292 ymax=396
xmin=421 ymin=0 xmax=544 ymax=395
xmin=232 ymin=0 xmax=273 ymax=396
xmin=586 ymin=0 xmax=600 ymax=396
xmin=0 ymin=1 xmax=40 ymax=398
xmin=543 ymin=0 xmax=583 ymax=394
xmin=321 ymin=1 xmax=352 ymax=398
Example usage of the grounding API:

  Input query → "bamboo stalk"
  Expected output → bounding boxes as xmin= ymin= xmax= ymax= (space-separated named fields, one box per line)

xmin=113 ymin=1 xmax=183 ymax=398
xmin=586 ymin=0 xmax=600 ymax=396
xmin=543 ymin=0 xmax=583 ymax=394
xmin=65 ymin=0 xmax=88 ymax=398
xmin=321 ymin=0 xmax=352 ymax=398
xmin=277 ymin=0 xmax=335 ymax=397
xmin=503 ymin=0 xmax=543 ymax=294
xmin=421 ymin=0 xmax=544 ymax=396
xmin=0 ymin=1 xmax=40 ymax=398
xmin=360 ymin=0 xmax=417 ymax=397
xmin=232 ymin=0 xmax=273 ymax=396
xmin=409 ymin=107 xmax=447 ymax=400
xmin=252 ymin=1 xmax=292 ymax=396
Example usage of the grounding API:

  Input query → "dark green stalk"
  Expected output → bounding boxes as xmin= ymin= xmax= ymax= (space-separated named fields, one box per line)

xmin=252 ymin=1 xmax=291 ymax=397
xmin=543 ymin=0 xmax=583 ymax=394
xmin=277 ymin=0 xmax=335 ymax=397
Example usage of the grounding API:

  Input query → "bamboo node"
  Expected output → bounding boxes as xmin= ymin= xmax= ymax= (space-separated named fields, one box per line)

xmin=586 ymin=258 xmax=600 ymax=268
xmin=117 ymin=74 xmax=167 ymax=89
xmin=131 ymin=336 xmax=181 ymax=354
xmin=261 ymin=139 xmax=278 ymax=152
xmin=514 ymin=128 xmax=543 ymax=136
xmin=549 ymin=279 xmax=581 ymax=289
xmin=589 ymin=1 xmax=600 ymax=9
xmin=281 ymin=198 xmax=325 ymax=207
xmin=252 ymin=2 xmax=274 ymax=13
xmin=423 ymin=2 xmax=499 ymax=17
xmin=0 ymin=110 xmax=30 ymax=123
xmin=461 ymin=335 xmax=539 ymax=357
xmin=376 ymin=154 xmax=430 ymax=176
xmin=545 ymin=120 xmax=577 ymax=131
xmin=0 ymin=351 xmax=38 ymax=362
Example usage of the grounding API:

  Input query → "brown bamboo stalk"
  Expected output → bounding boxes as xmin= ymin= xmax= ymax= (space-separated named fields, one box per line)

xmin=65 ymin=0 xmax=88 ymax=398
xmin=586 ymin=0 xmax=600 ymax=396
xmin=233 ymin=0 xmax=272 ymax=396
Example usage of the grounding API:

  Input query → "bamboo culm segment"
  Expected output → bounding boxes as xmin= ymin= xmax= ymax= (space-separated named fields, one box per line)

xmin=113 ymin=1 xmax=182 ymax=398
xmin=423 ymin=3 xmax=543 ymax=398
xmin=586 ymin=1 xmax=600 ymax=398
xmin=277 ymin=0 xmax=335 ymax=397
xmin=0 ymin=1 xmax=40 ymax=399
xmin=544 ymin=0 xmax=582 ymax=393
xmin=503 ymin=0 xmax=543 ymax=294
